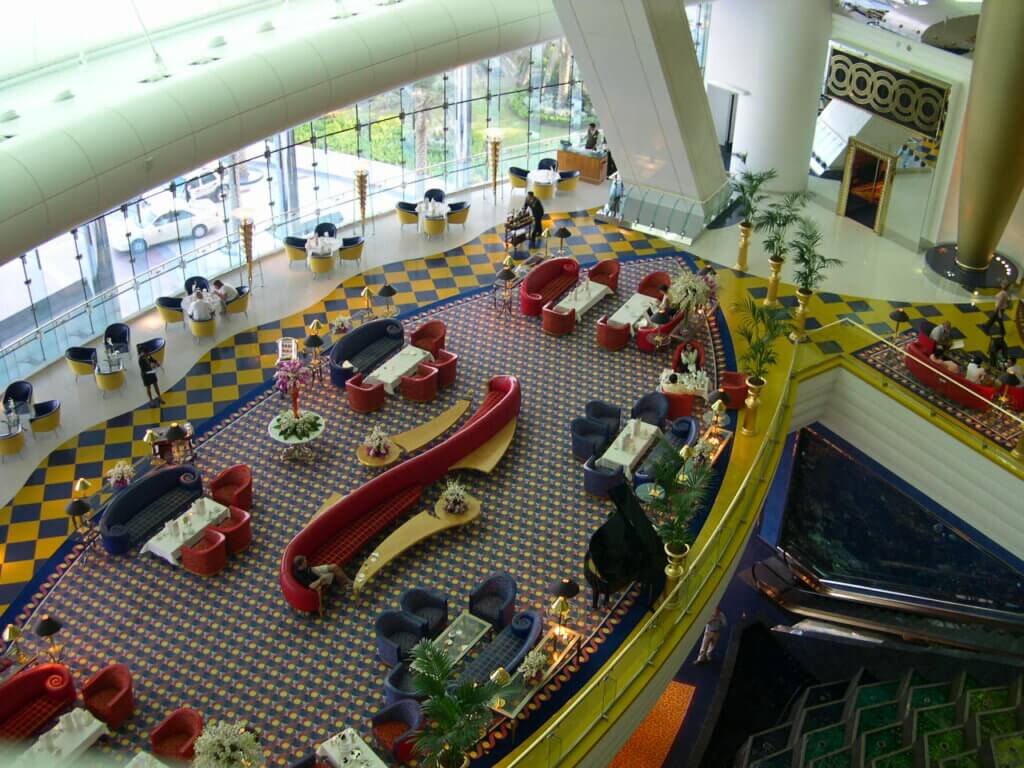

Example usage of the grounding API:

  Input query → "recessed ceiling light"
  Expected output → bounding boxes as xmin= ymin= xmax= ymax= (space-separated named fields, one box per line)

xmin=209 ymin=36 xmax=227 ymax=49
xmin=53 ymin=89 xmax=75 ymax=102
xmin=190 ymin=56 xmax=222 ymax=66
xmin=0 ymin=109 xmax=18 ymax=123
xmin=258 ymin=20 xmax=275 ymax=32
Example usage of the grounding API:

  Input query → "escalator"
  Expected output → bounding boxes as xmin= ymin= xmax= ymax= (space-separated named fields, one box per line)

xmin=753 ymin=554 xmax=1024 ymax=659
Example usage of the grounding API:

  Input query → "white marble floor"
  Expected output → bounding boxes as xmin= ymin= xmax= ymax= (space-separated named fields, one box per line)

xmin=0 ymin=181 xmax=610 ymax=504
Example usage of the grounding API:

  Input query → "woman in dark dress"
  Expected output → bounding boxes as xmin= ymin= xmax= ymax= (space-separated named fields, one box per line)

xmin=139 ymin=350 xmax=163 ymax=405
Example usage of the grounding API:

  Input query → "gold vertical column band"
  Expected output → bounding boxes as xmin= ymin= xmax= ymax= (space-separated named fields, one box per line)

xmin=956 ymin=0 xmax=1024 ymax=271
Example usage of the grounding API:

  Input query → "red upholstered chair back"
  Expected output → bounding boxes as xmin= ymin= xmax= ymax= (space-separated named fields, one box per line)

xmin=210 ymin=506 xmax=253 ymax=555
xmin=401 ymin=364 xmax=439 ymax=402
xmin=596 ymin=315 xmax=630 ymax=351
xmin=346 ymin=373 xmax=386 ymax=413
xmin=151 ymin=707 xmax=204 ymax=759
xmin=542 ymin=301 xmax=576 ymax=336
xmin=425 ymin=349 xmax=458 ymax=388
xmin=411 ymin=320 xmax=447 ymax=357
xmin=210 ymin=464 xmax=253 ymax=511
xmin=181 ymin=530 xmax=228 ymax=576
xmin=83 ymin=663 xmax=134 ymax=729
xmin=637 ymin=271 xmax=671 ymax=299
xmin=589 ymin=259 xmax=620 ymax=293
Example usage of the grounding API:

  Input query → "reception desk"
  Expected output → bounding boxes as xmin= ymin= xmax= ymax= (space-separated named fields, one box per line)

xmin=557 ymin=147 xmax=608 ymax=184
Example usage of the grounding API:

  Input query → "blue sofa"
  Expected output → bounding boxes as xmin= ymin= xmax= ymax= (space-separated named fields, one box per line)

xmin=99 ymin=465 xmax=203 ymax=555
xmin=329 ymin=318 xmax=404 ymax=387
xmin=457 ymin=610 xmax=542 ymax=685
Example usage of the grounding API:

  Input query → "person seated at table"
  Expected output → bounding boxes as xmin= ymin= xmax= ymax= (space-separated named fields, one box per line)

xmin=1006 ymin=358 xmax=1023 ymax=379
xmin=929 ymin=320 xmax=952 ymax=352
xmin=211 ymin=279 xmax=237 ymax=313
xmin=928 ymin=350 xmax=960 ymax=375
xmin=966 ymin=354 xmax=991 ymax=385
xmin=188 ymin=289 xmax=216 ymax=321
xmin=659 ymin=371 xmax=689 ymax=395
xmin=292 ymin=555 xmax=352 ymax=599
xmin=988 ymin=333 xmax=1010 ymax=369
xmin=648 ymin=287 xmax=675 ymax=324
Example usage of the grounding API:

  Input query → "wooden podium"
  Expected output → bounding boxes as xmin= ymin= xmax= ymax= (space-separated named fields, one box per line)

xmin=557 ymin=148 xmax=608 ymax=184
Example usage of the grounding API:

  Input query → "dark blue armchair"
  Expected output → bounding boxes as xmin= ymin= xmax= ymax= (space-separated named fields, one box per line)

xmin=314 ymin=222 xmax=337 ymax=237
xmin=2 ymin=381 xmax=33 ymax=409
xmin=384 ymin=663 xmax=425 ymax=705
xmin=184 ymin=276 xmax=210 ymax=294
xmin=136 ymin=337 xmax=165 ymax=361
xmin=104 ymin=323 xmax=131 ymax=357
xmin=400 ymin=588 xmax=448 ymax=638
xmin=469 ymin=572 xmax=517 ymax=630
xmin=585 ymin=400 xmax=621 ymax=440
xmin=537 ymin=158 xmax=558 ymax=171
xmin=424 ymin=188 xmax=445 ymax=203
xmin=509 ymin=166 xmax=530 ymax=181
xmin=583 ymin=456 xmax=625 ymax=497
xmin=371 ymin=699 xmax=424 ymax=764
xmin=632 ymin=392 xmax=668 ymax=428
xmin=571 ymin=417 xmax=610 ymax=461
xmin=375 ymin=610 xmax=429 ymax=666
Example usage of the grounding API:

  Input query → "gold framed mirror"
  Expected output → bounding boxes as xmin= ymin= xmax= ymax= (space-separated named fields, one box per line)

xmin=836 ymin=138 xmax=897 ymax=235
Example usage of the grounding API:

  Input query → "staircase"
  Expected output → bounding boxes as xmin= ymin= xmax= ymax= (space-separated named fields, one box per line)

xmin=733 ymin=669 xmax=1024 ymax=768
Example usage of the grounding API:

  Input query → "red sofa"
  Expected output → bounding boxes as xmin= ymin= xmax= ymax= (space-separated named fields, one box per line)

xmin=346 ymin=373 xmax=386 ymax=413
xmin=637 ymin=271 xmax=670 ymax=299
xmin=151 ymin=707 xmax=204 ymax=760
xmin=904 ymin=340 xmax=996 ymax=410
xmin=210 ymin=464 xmax=252 ymax=511
xmin=82 ymin=663 xmax=134 ymax=729
xmin=281 ymin=376 xmax=522 ymax=613
xmin=519 ymin=258 xmax=579 ymax=316
xmin=596 ymin=315 xmax=630 ymax=351
xmin=542 ymin=301 xmax=576 ymax=336
xmin=411 ymin=320 xmax=446 ymax=357
xmin=0 ymin=663 xmax=75 ymax=740
xmin=589 ymin=259 xmax=620 ymax=293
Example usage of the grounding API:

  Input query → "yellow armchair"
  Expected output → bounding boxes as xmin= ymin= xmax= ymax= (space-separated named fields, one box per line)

xmin=64 ymin=347 xmax=97 ymax=380
xmin=557 ymin=171 xmax=580 ymax=193
xmin=156 ymin=297 xmax=185 ymax=328
xmin=226 ymin=289 xmax=250 ymax=318
xmin=0 ymin=430 xmax=25 ymax=463
xmin=508 ymin=168 xmax=529 ymax=190
xmin=189 ymin=317 xmax=217 ymax=341
xmin=309 ymin=254 xmax=336 ymax=279
xmin=423 ymin=217 xmax=447 ymax=239
xmin=95 ymin=368 xmax=127 ymax=398
xmin=446 ymin=203 xmax=471 ymax=228
xmin=339 ymin=237 xmax=365 ymax=271
xmin=284 ymin=236 xmax=308 ymax=267
xmin=532 ymin=182 xmax=555 ymax=201
xmin=30 ymin=400 xmax=61 ymax=436
xmin=396 ymin=203 xmax=419 ymax=227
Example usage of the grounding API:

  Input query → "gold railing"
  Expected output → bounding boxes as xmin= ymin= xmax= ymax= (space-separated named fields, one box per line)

xmin=501 ymin=346 xmax=799 ymax=767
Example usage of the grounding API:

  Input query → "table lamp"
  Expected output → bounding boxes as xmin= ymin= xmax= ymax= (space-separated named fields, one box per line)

xmin=889 ymin=308 xmax=909 ymax=340
xmin=377 ymin=283 xmax=397 ymax=317
xmin=490 ymin=666 xmax=512 ymax=709
xmin=34 ymin=614 xmax=63 ymax=662
xmin=710 ymin=396 xmax=727 ymax=428
xmin=66 ymin=478 xmax=93 ymax=533
xmin=552 ymin=226 xmax=572 ymax=257
xmin=165 ymin=423 xmax=189 ymax=464
xmin=3 ymin=624 xmax=30 ymax=664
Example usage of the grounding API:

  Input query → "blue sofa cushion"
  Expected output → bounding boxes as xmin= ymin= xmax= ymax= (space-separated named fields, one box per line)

xmin=457 ymin=610 xmax=541 ymax=685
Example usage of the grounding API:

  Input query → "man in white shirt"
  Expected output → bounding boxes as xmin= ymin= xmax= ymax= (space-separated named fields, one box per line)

xmin=929 ymin=320 xmax=952 ymax=352
xmin=188 ymin=291 xmax=215 ymax=321
xmin=1007 ymin=358 xmax=1022 ymax=378
xmin=211 ymin=280 xmax=237 ymax=313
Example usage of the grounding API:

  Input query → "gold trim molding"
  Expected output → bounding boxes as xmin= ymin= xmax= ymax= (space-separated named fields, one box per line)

xmin=836 ymin=138 xmax=897 ymax=236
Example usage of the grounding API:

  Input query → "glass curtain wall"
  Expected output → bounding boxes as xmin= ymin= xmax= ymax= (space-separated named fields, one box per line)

xmin=0 ymin=39 xmax=603 ymax=385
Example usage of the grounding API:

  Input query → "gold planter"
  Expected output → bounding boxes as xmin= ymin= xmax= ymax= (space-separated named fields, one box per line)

xmin=764 ymin=257 xmax=784 ymax=307
xmin=735 ymin=223 xmax=752 ymax=272
xmin=663 ymin=542 xmax=690 ymax=606
xmin=789 ymin=288 xmax=813 ymax=343
xmin=741 ymin=376 xmax=765 ymax=437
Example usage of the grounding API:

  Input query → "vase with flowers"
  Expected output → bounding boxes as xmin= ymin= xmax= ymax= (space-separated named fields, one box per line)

xmin=274 ymin=359 xmax=313 ymax=418
xmin=106 ymin=460 xmax=135 ymax=489
xmin=363 ymin=425 xmax=391 ymax=458
xmin=519 ymin=648 xmax=548 ymax=685
xmin=439 ymin=479 xmax=468 ymax=515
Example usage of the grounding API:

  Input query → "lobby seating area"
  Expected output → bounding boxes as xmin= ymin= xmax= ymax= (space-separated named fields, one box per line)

xmin=99 ymin=465 xmax=203 ymax=554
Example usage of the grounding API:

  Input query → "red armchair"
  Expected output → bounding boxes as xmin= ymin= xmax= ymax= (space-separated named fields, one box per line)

xmin=719 ymin=371 xmax=749 ymax=410
xmin=401 ymin=364 xmax=439 ymax=403
xmin=672 ymin=340 xmax=706 ymax=372
xmin=210 ymin=506 xmax=252 ymax=555
xmin=637 ymin=271 xmax=671 ymax=299
xmin=596 ymin=315 xmax=630 ymax=351
xmin=664 ymin=391 xmax=698 ymax=419
xmin=589 ymin=259 xmax=620 ymax=293
xmin=424 ymin=349 xmax=458 ymax=388
xmin=181 ymin=530 xmax=228 ymax=576
xmin=210 ymin=464 xmax=252 ymax=511
xmin=371 ymin=699 xmax=423 ymax=765
xmin=636 ymin=310 xmax=685 ymax=352
xmin=542 ymin=301 xmax=576 ymax=336
xmin=82 ymin=664 xmax=134 ymax=729
xmin=151 ymin=707 xmax=204 ymax=760
xmin=346 ymin=373 xmax=386 ymax=413
xmin=0 ymin=663 xmax=75 ymax=740
xmin=411 ymin=320 xmax=446 ymax=357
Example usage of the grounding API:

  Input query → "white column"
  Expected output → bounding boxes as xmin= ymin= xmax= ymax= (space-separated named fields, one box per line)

xmin=705 ymin=0 xmax=832 ymax=192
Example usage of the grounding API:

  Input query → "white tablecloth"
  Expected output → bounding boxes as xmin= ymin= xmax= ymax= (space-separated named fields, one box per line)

xmin=140 ymin=497 xmax=228 ymax=565
xmin=305 ymin=235 xmax=340 ymax=256
xmin=597 ymin=419 xmax=661 ymax=479
xmin=416 ymin=201 xmax=450 ymax=233
xmin=554 ymin=280 xmax=612 ymax=317
xmin=528 ymin=169 xmax=559 ymax=190
xmin=365 ymin=346 xmax=433 ymax=394
xmin=317 ymin=728 xmax=388 ymax=768
xmin=608 ymin=293 xmax=659 ymax=333
xmin=14 ymin=708 xmax=108 ymax=766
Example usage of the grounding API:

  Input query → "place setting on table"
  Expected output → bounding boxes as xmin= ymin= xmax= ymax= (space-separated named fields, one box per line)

xmin=364 ymin=345 xmax=434 ymax=395
xmin=415 ymin=198 xmax=450 ymax=236
xmin=608 ymin=292 xmax=661 ymax=335
xmin=527 ymin=167 xmax=559 ymax=195
xmin=139 ymin=496 xmax=230 ymax=566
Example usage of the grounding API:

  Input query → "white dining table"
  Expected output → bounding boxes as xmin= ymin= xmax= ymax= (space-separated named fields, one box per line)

xmin=365 ymin=345 xmax=433 ymax=394
xmin=14 ymin=708 xmax=108 ymax=767
xmin=415 ymin=200 xmax=450 ymax=233
xmin=555 ymin=279 xmax=612 ymax=317
xmin=317 ymin=728 xmax=388 ymax=768
xmin=139 ymin=497 xmax=229 ymax=565
xmin=608 ymin=292 xmax=660 ymax=334
xmin=305 ymin=235 xmax=340 ymax=257
xmin=528 ymin=169 xmax=559 ymax=191
xmin=597 ymin=419 xmax=662 ymax=479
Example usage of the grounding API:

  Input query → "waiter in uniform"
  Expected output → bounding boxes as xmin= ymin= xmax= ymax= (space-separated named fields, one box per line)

xmin=524 ymin=191 xmax=545 ymax=249
xmin=584 ymin=122 xmax=600 ymax=150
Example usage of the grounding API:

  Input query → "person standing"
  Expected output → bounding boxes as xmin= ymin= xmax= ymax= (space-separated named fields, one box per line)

xmin=524 ymin=191 xmax=545 ymax=249
xmin=981 ymin=279 xmax=1012 ymax=336
xmin=139 ymin=349 xmax=163 ymax=405
xmin=584 ymin=122 xmax=600 ymax=150
xmin=696 ymin=607 xmax=727 ymax=664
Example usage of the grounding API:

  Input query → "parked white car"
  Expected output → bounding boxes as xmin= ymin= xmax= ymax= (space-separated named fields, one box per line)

xmin=118 ymin=202 xmax=221 ymax=253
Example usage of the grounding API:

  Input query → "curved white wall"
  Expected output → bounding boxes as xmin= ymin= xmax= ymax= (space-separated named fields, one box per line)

xmin=0 ymin=0 xmax=559 ymax=267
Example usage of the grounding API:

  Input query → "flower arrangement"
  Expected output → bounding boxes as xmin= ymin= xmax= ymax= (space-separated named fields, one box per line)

xmin=363 ymin=425 xmax=391 ymax=458
xmin=273 ymin=411 xmax=323 ymax=441
xmin=519 ymin=648 xmax=548 ymax=682
xmin=274 ymin=359 xmax=313 ymax=417
xmin=439 ymin=479 xmax=468 ymax=515
xmin=106 ymin=460 xmax=135 ymax=488
xmin=666 ymin=271 xmax=717 ymax=319
xmin=330 ymin=315 xmax=352 ymax=336
xmin=193 ymin=720 xmax=265 ymax=768
xmin=678 ymin=368 xmax=710 ymax=393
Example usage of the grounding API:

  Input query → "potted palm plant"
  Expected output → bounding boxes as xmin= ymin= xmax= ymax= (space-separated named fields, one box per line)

xmin=728 ymin=153 xmax=777 ymax=272
xmin=733 ymin=296 xmax=791 ymax=437
xmin=789 ymin=217 xmax=842 ymax=342
xmin=410 ymin=639 xmax=515 ymax=768
xmin=753 ymin=192 xmax=809 ymax=307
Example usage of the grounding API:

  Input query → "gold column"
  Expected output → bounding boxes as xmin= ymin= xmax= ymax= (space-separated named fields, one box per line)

xmin=956 ymin=0 xmax=1024 ymax=271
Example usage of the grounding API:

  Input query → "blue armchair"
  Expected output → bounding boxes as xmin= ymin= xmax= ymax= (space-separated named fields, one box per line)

xmin=184 ymin=276 xmax=210 ymax=294
xmin=314 ymin=222 xmax=337 ymax=237
xmin=584 ymin=456 xmax=626 ymax=497
xmin=632 ymin=392 xmax=668 ymax=428
xmin=400 ymin=588 xmax=448 ymax=638
xmin=537 ymin=158 xmax=558 ymax=171
xmin=104 ymin=323 xmax=131 ymax=357
xmin=375 ymin=610 xmax=429 ymax=666
xmin=371 ymin=700 xmax=423 ymax=764
xmin=65 ymin=347 xmax=98 ymax=380
xmin=2 ymin=381 xmax=33 ymax=409
xmin=469 ymin=572 xmax=517 ymax=630
xmin=384 ymin=663 xmax=425 ymax=705
xmin=571 ymin=417 xmax=610 ymax=461
xmin=424 ymin=188 xmax=445 ymax=203
xmin=585 ymin=400 xmax=621 ymax=440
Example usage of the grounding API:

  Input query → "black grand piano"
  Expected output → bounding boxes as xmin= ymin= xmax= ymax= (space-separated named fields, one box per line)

xmin=584 ymin=484 xmax=666 ymax=610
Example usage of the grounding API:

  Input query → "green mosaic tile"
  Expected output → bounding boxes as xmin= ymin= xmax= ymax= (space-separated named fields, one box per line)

xmin=804 ymin=724 xmax=847 ymax=763
xmin=856 ymin=681 xmax=901 ymax=709
xmin=861 ymin=724 xmax=903 ymax=763
xmin=801 ymin=702 xmax=846 ymax=735
xmin=991 ymin=732 xmax=1024 ymax=768
xmin=857 ymin=702 xmax=900 ymax=736
xmin=926 ymin=727 xmax=968 ymax=764
xmin=966 ymin=687 xmax=1012 ymax=718
xmin=938 ymin=750 xmax=980 ymax=768
xmin=870 ymin=746 xmax=915 ymax=768
xmin=911 ymin=683 xmax=953 ymax=709
xmin=979 ymin=708 xmax=1021 ymax=741
xmin=809 ymin=746 xmax=852 ymax=768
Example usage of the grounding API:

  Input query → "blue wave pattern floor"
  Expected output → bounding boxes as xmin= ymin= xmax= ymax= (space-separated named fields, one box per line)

xmin=11 ymin=256 xmax=723 ymax=765
xmin=0 ymin=211 xmax=666 ymax=619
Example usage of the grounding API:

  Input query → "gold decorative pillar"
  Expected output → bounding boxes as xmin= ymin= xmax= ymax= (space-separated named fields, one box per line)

xmin=232 ymin=207 xmax=255 ymax=288
xmin=735 ymin=223 xmax=752 ymax=272
xmin=486 ymin=129 xmax=503 ymax=204
xmin=741 ymin=378 xmax=763 ymax=438
xmin=662 ymin=543 xmax=689 ymax=607
xmin=956 ymin=0 xmax=1024 ymax=271
xmin=789 ymin=289 xmax=812 ymax=343
xmin=764 ymin=257 xmax=783 ymax=307
xmin=354 ymin=166 xmax=369 ymax=235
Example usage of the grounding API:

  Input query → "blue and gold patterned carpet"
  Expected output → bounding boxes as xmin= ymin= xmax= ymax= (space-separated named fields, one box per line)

xmin=12 ymin=252 xmax=727 ymax=765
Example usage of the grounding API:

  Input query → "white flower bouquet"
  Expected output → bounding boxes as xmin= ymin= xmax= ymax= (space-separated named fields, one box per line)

xmin=439 ymin=479 xmax=468 ymax=514
xmin=363 ymin=425 xmax=391 ymax=457
xmin=273 ymin=410 xmax=323 ymax=440
xmin=519 ymin=648 xmax=549 ymax=682
xmin=106 ymin=460 xmax=135 ymax=488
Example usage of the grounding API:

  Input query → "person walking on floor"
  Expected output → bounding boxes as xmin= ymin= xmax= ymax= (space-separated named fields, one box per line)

xmin=696 ymin=607 xmax=727 ymax=664
xmin=981 ymin=279 xmax=1012 ymax=336
xmin=139 ymin=349 xmax=163 ymax=406
xmin=524 ymin=190 xmax=545 ymax=249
